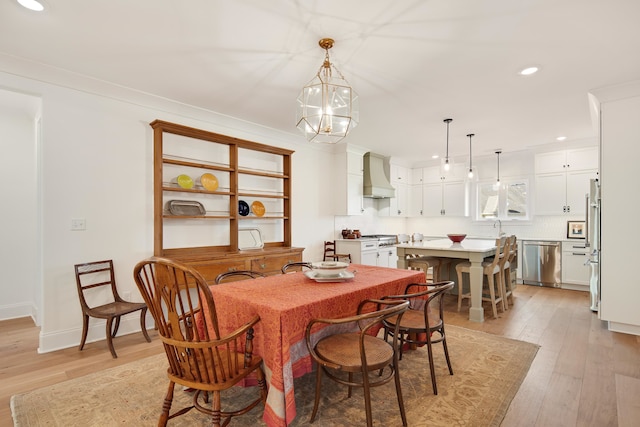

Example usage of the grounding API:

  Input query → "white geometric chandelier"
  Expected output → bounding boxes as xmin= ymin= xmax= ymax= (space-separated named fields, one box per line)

xmin=296 ymin=38 xmax=359 ymax=144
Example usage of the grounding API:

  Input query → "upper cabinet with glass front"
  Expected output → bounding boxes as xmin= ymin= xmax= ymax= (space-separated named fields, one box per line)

xmin=473 ymin=151 xmax=531 ymax=221
xmin=477 ymin=180 xmax=529 ymax=220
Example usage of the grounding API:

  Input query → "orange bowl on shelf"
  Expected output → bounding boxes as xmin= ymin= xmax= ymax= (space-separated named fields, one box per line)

xmin=447 ymin=234 xmax=467 ymax=243
xmin=251 ymin=200 xmax=265 ymax=217
xmin=200 ymin=173 xmax=219 ymax=191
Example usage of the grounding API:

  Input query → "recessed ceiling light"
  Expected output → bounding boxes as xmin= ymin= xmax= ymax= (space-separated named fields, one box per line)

xmin=17 ymin=0 xmax=44 ymax=11
xmin=556 ymin=136 xmax=567 ymax=141
xmin=519 ymin=66 xmax=539 ymax=76
xmin=432 ymin=154 xmax=440 ymax=159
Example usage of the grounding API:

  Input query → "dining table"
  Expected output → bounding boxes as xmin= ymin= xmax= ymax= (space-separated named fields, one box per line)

xmin=205 ymin=264 xmax=425 ymax=427
xmin=396 ymin=238 xmax=498 ymax=323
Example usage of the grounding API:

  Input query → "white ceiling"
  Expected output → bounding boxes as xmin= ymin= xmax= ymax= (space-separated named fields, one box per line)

xmin=1 ymin=0 xmax=639 ymax=163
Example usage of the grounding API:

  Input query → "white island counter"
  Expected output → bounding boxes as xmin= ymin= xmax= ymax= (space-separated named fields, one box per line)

xmin=396 ymin=238 xmax=497 ymax=322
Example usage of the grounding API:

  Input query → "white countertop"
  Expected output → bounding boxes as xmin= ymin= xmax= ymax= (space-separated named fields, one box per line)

xmin=396 ymin=238 xmax=497 ymax=252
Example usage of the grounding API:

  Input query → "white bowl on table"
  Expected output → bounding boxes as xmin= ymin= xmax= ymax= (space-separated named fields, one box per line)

xmin=310 ymin=261 xmax=349 ymax=277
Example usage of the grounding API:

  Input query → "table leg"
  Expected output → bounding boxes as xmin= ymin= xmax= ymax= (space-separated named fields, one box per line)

xmin=396 ymin=248 xmax=408 ymax=269
xmin=468 ymin=254 xmax=485 ymax=322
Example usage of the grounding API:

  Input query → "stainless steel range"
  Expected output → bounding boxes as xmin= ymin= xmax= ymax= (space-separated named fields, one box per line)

xmin=360 ymin=234 xmax=397 ymax=247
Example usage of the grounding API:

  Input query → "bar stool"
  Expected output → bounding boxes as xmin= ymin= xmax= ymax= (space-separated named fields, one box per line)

xmin=502 ymin=235 xmax=517 ymax=309
xmin=406 ymin=233 xmax=448 ymax=282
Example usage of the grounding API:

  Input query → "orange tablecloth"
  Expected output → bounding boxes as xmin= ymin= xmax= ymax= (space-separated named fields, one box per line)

xmin=207 ymin=264 xmax=425 ymax=427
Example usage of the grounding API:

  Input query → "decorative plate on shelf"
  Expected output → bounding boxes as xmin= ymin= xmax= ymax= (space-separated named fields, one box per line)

xmin=200 ymin=173 xmax=219 ymax=191
xmin=251 ymin=201 xmax=265 ymax=217
xmin=238 ymin=200 xmax=250 ymax=216
xmin=176 ymin=174 xmax=194 ymax=189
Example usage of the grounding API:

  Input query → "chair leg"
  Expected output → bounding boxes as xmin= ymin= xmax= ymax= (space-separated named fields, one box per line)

xmin=211 ymin=390 xmax=222 ymax=427
xmin=426 ymin=340 xmax=438 ymax=395
xmin=105 ymin=317 xmax=118 ymax=358
xmin=487 ymin=276 xmax=498 ymax=319
xmin=159 ymin=381 xmax=175 ymax=427
xmin=140 ymin=308 xmax=151 ymax=342
xmin=79 ymin=314 xmax=90 ymax=351
xmin=441 ymin=328 xmax=454 ymax=376
xmin=500 ymin=271 xmax=508 ymax=310
xmin=393 ymin=357 xmax=408 ymax=426
xmin=362 ymin=368 xmax=373 ymax=427
xmin=310 ymin=366 xmax=323 ymax=423
xmin=111 ymin=315 xmax=121 ymax=337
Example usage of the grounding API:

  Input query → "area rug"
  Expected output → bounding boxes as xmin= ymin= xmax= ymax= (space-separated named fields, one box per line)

xmin=11 ymin=325 xmax=538 ymax=427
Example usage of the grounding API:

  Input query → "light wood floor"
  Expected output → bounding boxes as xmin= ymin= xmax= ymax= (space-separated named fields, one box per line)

xmin=2 ymin=285 xmax=639 ymax=426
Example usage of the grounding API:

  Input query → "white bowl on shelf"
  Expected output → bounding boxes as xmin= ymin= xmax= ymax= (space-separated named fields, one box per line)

xmin=310 ymin=261 xmax=349 ymax=277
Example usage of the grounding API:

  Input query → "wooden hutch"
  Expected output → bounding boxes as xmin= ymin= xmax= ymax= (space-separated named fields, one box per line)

xmin=151 ymin=120 xmax=303 ymax=280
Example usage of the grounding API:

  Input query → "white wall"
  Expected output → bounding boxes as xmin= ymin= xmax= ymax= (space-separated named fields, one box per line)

xmin=0 ymin=96 xmax=39 ymax=321
xmin=0 ymin=69 xmax=336 ymax=353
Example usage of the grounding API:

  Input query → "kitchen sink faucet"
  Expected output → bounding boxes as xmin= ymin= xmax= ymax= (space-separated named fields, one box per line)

xmin=494 ymin=219 xmax=505 ymax=237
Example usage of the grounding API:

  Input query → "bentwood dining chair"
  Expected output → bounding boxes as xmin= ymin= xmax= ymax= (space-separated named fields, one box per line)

xmin=281 ymin=261 xmax=312 ymax=273
xmin=215 ymin=270 xmax=266 ymax=284
xmin=74 ymin=259 xmax=151 ymax=358
xmin=381 ymin=281 xmax=455 ymax=395
xmin=133 ymin=257 xmax=267 ymax=427
xmin=305 ymin=299 xmax=410 ymax=427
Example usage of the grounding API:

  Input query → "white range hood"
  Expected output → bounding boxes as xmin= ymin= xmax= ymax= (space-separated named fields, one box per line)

xmin=363 ymin=152 xmax=395 ymax=199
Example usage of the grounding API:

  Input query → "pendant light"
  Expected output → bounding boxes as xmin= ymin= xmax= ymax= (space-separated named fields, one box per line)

xmin=495 ymin=149 xmax=502 ymax=188
xmin=296 ymin=38 xmax=359 ymax=144
xmin=443 ymin=118 xmax=452 ymax=171
xmin=467 ymin=133 xmax=474 ymax=178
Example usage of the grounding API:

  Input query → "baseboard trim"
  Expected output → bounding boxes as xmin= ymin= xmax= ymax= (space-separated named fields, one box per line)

xmin=0 ymin=302 xmax=36 ymax=322
xmin=608 ymin=321 xmax=640 ymax=337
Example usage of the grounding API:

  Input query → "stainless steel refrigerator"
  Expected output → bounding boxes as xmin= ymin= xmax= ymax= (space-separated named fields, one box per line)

xmin=586 ymin=178 xmax=600 ymax=312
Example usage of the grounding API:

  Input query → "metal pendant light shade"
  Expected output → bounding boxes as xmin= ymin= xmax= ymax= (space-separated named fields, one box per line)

xmin=443 ymin=118 xmax=452 ymax=171
xmin=467 ymin=133 xmax=474 ymax=178
xmin=296 ymin=38 xmax=359 ymax=144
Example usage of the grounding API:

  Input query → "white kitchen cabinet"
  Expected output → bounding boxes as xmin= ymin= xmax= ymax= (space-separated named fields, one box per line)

xmin=376 ymin=246 xmax=398 ymax=268
xmin=381 ymin=164 xmax=408 ymax=217
xmin=535 ymin=147 xmax=598 ymax=174
xmin=412 ymin=164 xmax=467 ymax=217
xmin=388 ymin=182 xmax=408 ymax=216
xmin=335 ymin=240 xmax=397 ymax=267
xmin=409 ymin=183 xmax=424 ymax=216
xmin=333 ymin=149 xmax=365 ymax=215
xmin=535 ymin=147 xmax=598 ymax=216
xmin=561 ymin=241 xmax=590 ymax=290
xmin=335 ymin=239 xmax=378 ymax=265
xmin=360 ymin=251 xmax=378 ymax=266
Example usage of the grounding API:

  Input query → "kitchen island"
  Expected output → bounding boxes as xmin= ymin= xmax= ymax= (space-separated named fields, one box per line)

xmin=396 ymin=238 xmax=497 ymax=322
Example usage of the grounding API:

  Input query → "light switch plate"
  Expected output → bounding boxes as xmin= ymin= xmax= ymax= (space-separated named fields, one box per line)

xmin=71 ymin=218 xmax=86 ymax=231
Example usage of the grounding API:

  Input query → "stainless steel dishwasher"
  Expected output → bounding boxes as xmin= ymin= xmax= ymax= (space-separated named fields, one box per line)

xmin=522 ymin=241 xmax=562 ymax=287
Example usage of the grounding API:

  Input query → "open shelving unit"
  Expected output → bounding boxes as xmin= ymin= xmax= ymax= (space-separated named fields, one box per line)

xmin=151 ymin=120 xmax=302 ymax=278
